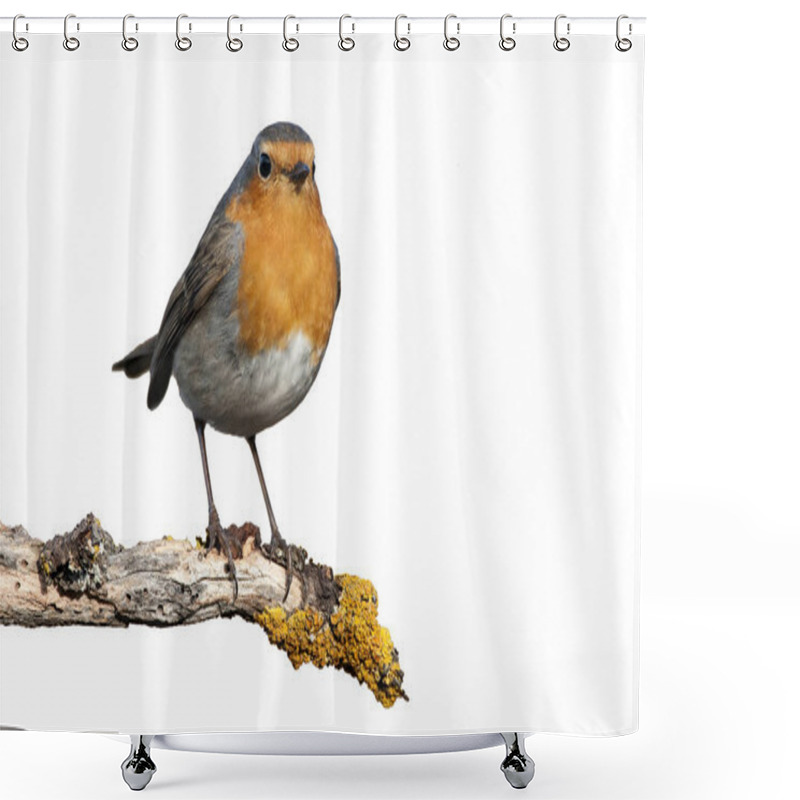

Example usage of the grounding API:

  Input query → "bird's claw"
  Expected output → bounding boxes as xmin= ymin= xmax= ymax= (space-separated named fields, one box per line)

xmin=204 ymin=513 xmax=239 ymax=601
xmin=257 ymin=529 xmax=294 ymax=602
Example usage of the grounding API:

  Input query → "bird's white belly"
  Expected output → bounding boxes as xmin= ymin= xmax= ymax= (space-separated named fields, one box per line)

xmin=173 ymin=326 xmax=320 ymax=437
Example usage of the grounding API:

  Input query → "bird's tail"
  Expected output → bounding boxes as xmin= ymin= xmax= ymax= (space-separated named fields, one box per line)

xmin=112 ymin=335 xmax=157 ymax=379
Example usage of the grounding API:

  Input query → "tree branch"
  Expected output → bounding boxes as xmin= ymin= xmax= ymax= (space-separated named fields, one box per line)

xmin=0 ymin=515 xmax=407 ymax=708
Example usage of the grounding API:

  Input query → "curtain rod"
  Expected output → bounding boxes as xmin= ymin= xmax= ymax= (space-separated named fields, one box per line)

xmin=1 ymin=16 xmax=646 ymax=37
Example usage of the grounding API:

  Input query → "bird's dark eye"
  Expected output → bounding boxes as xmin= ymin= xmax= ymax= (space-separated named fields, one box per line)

xmin=259 ymin=152 xmax=272 ymax=179
xmin=312 ymin=160 xmax=316 ymax=178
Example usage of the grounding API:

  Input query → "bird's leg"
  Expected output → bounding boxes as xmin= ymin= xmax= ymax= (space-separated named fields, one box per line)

xmin=247 ymin=435 xmax=293 ymax=601
xmin=195 ymin=417 xmax=238 ymax=600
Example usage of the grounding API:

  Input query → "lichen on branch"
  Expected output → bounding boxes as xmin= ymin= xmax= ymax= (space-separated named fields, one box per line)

xmin=257 ymin=574 xmax=408 ymax=708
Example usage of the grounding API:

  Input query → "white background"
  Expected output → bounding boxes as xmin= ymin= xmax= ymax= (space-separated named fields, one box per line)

xmin=1 ymin=0 xmax=798 ymax=798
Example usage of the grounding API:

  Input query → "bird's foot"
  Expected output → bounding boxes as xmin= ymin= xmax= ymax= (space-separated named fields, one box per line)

xmin=204 ymin=511 xmax=239 ymax=601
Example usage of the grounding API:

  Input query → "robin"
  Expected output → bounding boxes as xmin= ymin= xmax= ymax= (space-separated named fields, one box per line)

xmin=113 ymin=122 xmax=340 ymax=601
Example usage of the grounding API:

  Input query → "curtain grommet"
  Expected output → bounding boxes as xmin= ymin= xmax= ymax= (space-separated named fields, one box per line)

xmin=553 ymin=14 xmax=570 ymax=52
xmin=63 ymin=13 xmax=80 ymax=52
xmin=499 ymin=14 xmax=516 ymax=51
xmin=121 ymin=14 xmax=139 ymax=51
xmin=338 ymin=14 xmax=355 ymax=51
xmin=226 ymin=15 xmax=243 ymax=52
xmin=12 ymin=14 xmax=29 ymax=51
xmin=443 ymin=14 xmax=460 ymax=51
xmin=175 ymin=14 xmax=192 ymax=51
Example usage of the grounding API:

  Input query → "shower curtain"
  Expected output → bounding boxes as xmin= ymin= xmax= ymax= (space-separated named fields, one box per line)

xmin=0 ymin=20 xmax=643 ymax=737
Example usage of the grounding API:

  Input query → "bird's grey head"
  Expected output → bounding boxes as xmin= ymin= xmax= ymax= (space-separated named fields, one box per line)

xmin=254 ymin=121 xmax=313 ymax=150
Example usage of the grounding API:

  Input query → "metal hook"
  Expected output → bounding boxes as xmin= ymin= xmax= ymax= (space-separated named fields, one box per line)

xmin=283 ymin=15 xmax=299 ymax=52
xmin=615 ymin=14 xmax=632 ymax=52
xmin=63 ymin=13 xmax=80 ymax=51
xmin=175 ymin=14 xmax=192 ymax=50
xmin=122 ymin=14 xmax=138 ymax=51
xmin=338 ymin=14 xmax=355 ymax=51
xmin=443 ymin=13 xmax=460 ymax=51
xmin=499 ymin=14 xmax=516 ymax=51
xmin=553 ymin=14 xmax=570 ymax=52
xmin=12 ymin=14 xmax=29 ymax=52
xmin=394 ymin=14 xmax=410 ymax=51
xmin=226 ymin=15 xmax=243 ymax=52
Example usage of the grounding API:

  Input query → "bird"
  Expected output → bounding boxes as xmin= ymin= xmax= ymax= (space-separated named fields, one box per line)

xmin=113 ymin=122 xmax=340 ymax=601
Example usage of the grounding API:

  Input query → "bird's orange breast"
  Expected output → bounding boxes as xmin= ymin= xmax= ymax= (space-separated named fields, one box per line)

xmin=226 ymin=175 xmax=338 ymax=358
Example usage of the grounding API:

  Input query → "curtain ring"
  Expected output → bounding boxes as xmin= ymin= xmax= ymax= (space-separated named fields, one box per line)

xmin=615 ymin=14 xmax=632 ymax=51
xmin=553 ymin=14 xmax=570 ymax=51
xmin=122 ymin=14 xmax=139 ymax=51
xmin=12 ymin=14 xmax=29 ymax=52
xmin=499 ymin=13 xmax=516 ymax=51
xmin=394 ymin=14 xmax=410 ymax=51
xmin=175 ymin=14 xmax=192 ymax=51
xmin=63 ymin=13 xmax=80 ymax=51
xmin=338 ymin=14 xmax=355 ymax=51
xmin=443 ymin=14 xmax=460 ymax=51
xmin=283 ymin=15 xmax=299 ymax=51
xmin=226 ymin=15 xmax=243 ymax=52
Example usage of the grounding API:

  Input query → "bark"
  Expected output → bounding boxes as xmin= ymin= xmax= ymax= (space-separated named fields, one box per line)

xmin=0 ymin=515 xmax=407 ymax=708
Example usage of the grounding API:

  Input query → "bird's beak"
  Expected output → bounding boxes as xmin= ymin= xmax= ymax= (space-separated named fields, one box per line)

xmin=288 ymin=161 xmax=311 ymax=187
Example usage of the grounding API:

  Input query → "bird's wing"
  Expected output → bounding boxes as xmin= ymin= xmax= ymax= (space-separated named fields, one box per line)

xmin=147 ymin=213 xmax=243 ymax=410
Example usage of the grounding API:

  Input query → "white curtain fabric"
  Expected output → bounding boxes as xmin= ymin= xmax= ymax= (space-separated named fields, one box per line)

xmin=0 ymin=30 xmax=643 ymax=735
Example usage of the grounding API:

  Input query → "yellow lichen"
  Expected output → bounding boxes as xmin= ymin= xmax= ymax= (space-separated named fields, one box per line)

xmin=255 ymin=574 xmax=407 ymax=708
